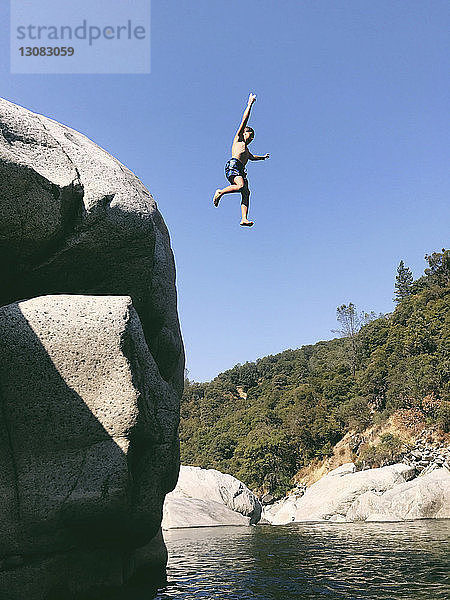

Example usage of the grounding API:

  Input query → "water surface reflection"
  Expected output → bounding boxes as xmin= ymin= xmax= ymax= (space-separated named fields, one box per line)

xmin=157 ymin=521 xmax=450 ymax=599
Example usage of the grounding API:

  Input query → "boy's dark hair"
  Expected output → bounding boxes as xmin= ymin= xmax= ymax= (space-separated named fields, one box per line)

xmin=244 ymin=126 xmax=254 ymax=136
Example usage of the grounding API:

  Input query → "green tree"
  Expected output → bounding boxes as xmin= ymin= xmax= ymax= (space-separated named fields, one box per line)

xmin=394 ymin=260 xmax=414 ymax=303
xmin=338 ymin=397 xmax=372 ymax=432
xmin=424 ymin=248 xmax=450 ymax=286
xmin=333 ymin=303 xmax=367 ymax=375
xmin=232 ymin=430 xmax=301 ymax=496
xmin=437 ymin=401 xmax=450 ymax=432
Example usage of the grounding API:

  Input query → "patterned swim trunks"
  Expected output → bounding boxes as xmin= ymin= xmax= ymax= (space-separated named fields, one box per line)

xmin=225 ymin=158 xmax=247 ymax=184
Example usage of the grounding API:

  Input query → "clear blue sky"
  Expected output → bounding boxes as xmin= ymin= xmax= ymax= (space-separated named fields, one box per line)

xmin=1 ymin=1 xmax=449 ymax=381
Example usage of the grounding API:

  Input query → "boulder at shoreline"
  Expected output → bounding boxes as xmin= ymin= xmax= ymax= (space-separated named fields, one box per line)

xmin=294 ymin=463 xmax=415 ymax=522
xmin=163 ymin=497 xmax=251 ymax=529
xmin=162 ymin=466 xmax=262 ymax=529
xmin=346 ymin=467 xmax=450 ymax=522
xmin=263 ymin=463 xmax=431 ymax=524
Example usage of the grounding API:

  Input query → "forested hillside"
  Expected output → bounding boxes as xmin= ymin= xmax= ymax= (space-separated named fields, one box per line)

xmin=181 ymin=249 xmax=450 ymax=495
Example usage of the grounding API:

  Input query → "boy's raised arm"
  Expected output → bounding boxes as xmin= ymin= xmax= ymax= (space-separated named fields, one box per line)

xmin=235 ymin=93 xmax=257 ymax=139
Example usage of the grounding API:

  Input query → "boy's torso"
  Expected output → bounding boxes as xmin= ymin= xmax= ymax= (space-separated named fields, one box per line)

xmin=231 ymin=140 xmax=250 ymax=165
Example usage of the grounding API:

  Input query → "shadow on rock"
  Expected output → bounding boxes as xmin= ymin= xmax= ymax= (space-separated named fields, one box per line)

xmin=0 ymin=297 xmax=177 ymax=599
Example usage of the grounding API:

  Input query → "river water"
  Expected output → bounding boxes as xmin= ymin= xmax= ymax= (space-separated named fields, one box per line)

xmin=156 ymin=521 xmax=450 ymax=600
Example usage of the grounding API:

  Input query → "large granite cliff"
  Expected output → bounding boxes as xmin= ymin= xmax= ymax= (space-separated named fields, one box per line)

xmin=0 ymin=98 xmax=184 ymax=599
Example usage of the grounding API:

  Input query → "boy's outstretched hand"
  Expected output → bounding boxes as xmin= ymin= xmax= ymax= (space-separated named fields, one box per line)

xmin=264 ymin=153 xmax=270 ymax=159
xmin=248 ymin=93 xmax=257 ymax=105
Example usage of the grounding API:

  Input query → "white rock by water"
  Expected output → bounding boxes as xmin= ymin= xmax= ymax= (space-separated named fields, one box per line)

xmin=293 ymin=463 xmax=415 ymax=522
xmin=162 ymin=466 xmax=262 ymax=529
xmin=264 ymin=463 xmax=416 ymax=524
xmin=262 ymin=496 xmax=301 ymax=525
xmin=163 ymin=497 xmax=250 ymax=529
xmin=346 ymin=468 xmax=450 ymax=522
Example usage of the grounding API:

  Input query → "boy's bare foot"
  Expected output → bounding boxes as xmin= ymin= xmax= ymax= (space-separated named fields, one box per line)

xmin=213 ymin=189 xmax=221 ymax=207
xmin=240 ymin=220 xmax=254 ymax=227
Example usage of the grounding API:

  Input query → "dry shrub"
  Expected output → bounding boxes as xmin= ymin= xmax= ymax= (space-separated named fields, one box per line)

xmin=392 ymin=408 xmax=425 ymax=433
xmin=422 ymin=392 xmax=442 ymax=416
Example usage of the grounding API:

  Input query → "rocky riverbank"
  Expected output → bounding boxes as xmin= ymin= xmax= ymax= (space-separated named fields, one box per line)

xmin=401 ymin=438 xmax=450 ymax=475
xmin=161 ymin=459 xmax=449 ymax=530
xmin=262 ymin=460 xmax=450 ymax=524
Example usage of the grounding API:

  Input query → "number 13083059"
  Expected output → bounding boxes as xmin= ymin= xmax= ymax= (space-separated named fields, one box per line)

xmin=19 ymin=47 xmax=75 ymax=57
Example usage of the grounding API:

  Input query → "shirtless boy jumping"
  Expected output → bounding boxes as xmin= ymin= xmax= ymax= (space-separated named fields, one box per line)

xmin=213 ymin=93 xmax=269 ymax=227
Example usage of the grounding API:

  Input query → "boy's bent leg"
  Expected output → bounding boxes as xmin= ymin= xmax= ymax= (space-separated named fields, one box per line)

xmin=240 ymin=185 xmax=253 ymax=227
xmin=213 ymin=176 xmax=245 ymax=207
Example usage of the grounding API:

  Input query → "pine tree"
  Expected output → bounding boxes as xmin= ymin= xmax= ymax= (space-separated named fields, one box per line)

xmin=394 ymin=260 xmax=413 ymax=303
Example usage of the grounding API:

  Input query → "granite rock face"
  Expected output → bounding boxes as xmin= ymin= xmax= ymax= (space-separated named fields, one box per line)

xmin=0 ymin=97 xmax=183 ymax=392
xmin=264 ymin=463 xmax=416 ymax=524
xmin=163 ymin=497 xmax=251 ymax=529
xmin=0 ymin=99 xmax=184 ymax=598
xmin=0 ymin=295 xmax=180 ymax=597
xmin=162 ymin=466 xmax=262 ymax=529
xmin=264 ymin=462 xmax=450 ymax=525
xmin=293 ymin=463 xmax=415 ymax=522
xmin=261 ymin=496 xmax=301 ymax=525
xmin=346 ymin=468 xmax=450 ymax=522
